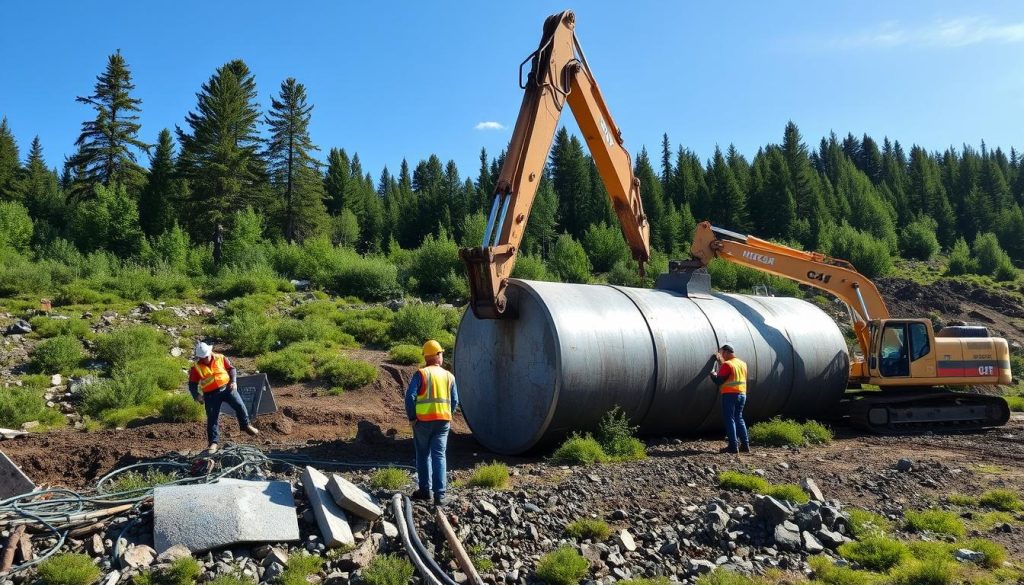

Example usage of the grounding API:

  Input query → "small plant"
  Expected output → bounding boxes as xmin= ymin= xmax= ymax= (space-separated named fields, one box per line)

xmin=388 ymin=344 xmax=424 ymax=365
xmin=95 ymin=326 xmax=168 ymax=368
xmin=208 ymin=576 xmax=253 ymax=585
xmin=220 ymin=311 xmax=277 ymax=356
xmin=148 ymin=309 xmax=181 ymax=327
xmin=552 ymin=433 xmax=608 ymax=465
xmin=280 ymin=554 xmax=323 ymax=585
xmin=565 ymin=518 xmax=611 ymax=541
xmin=763 ymin=483 xmax=810 ymax=504
xmin=617 ymin=580 xmax=672 ymax=585
xmin=389 ymin=304 xmax=448 ymax=345
xmin=36 ymin=553 xmax=101 ymax=585
xmin=945 ymin=493 xmax=977 ymax=507
xmin=534 ymin=546 xmax=589 ymax=585
xmin=370 ymin=467 xmax=410 ymax=490
xmin=748 ymin=417 xmax=833 ymax=447
xmin=801 ymin=420 xmax=834 ymax=444
xmin=0 ymin=387 xmax=65 ymax=429
xmin=467 ymin=461 xmax=510 ymax=489
xmin=31 ymin=334 xmax=84 ymax=373
xmin=30 ymin=315 xmax=92 ymax=338
xmin=888 ymin=558 xmax=957 ymax=585
xmin=978 ymin=488 xmax=1022 ymax=512
xmin=847 ymin=508 xmax=891 ymax=539
xmin=362 ymin=554 xmax=415 ymax=585
xmin=105 ymin=469 xmax=179 ymax=495
xmin=320 ymin=356 xmax=377 ymax=390
xmin=115 ymin=356 xmax=187 ymax=391
xmin=972 ymin=511 xmax=1015 ymax=531
xmin=160 ymin=393 xmax=204 ymax=422
xmin=134 ymin=557 xmax=202 ymax=585
xmin=695 ymin=570 xmax=757 ymax=585
xmin=962 ymin=538 xmax=1007 ymax=569
xmin=904 ymin=509 xmax=965 ymax=537
xmin=907 ymin=540 xmax=955 ymax=562
xmin=467 ymin=544 xmax=494 ymax=572
xmin=1006 ymin=396 xmax=1024 ymax=412
xmin=718 ymin=470 xmax=770 ymax=493
xmin=807 ymin=555 xmax=875 ymax=585
xmin=596 ymin=407 xmax=646 ymax=461
xmin=838 ymin=536 xmax=909 ymax=571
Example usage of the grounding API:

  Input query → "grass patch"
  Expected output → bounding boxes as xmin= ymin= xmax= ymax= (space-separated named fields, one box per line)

xmin=565 ymin=518 xmax=611 ymax=541
xmin=467 ymin=461 xmax=510 ymax=489
xmin=717 ymin=471 xmax=809 ymax=503
xmin=275 ymin=316 xmax=353 ymax=346
xmin=888 ymin=558 xmax=958 ymax=585
xmin=95 ymin=326 xmax=167 ymax=368
xmin=370 ymin=467 xmax=410 ymax=490
xmin=962 ymin=538 xmax=1007 ymax=569
xmin=907 ymin=540 xmax=955 ymax=562
xmin=388 ymin=344 xmax=424 ymax=365
xmin=618 ymin=579 xmax=672 ymax=585
xmin=552 ymin=433 xmax=608 ymax=465
xmin=763 ymin=483 xmax=811 ymax=504
xmin=31 ymin=334 xmax=84 ymax=374
xmin=362 ymin=554 xmax=415 ymax=585
xmin=695 ymin=570 xmax=758 ymax=585
xmin=838 ymin=536 xmax=909 ymax=571
xmin=467 ymin=544 xmax=493 ymax=572
xmin=280 ymin=554 xmax=323 ymax=585
xmin=971 ymin=511 xmax=1015 ymax=531
xmin=36 ymin=553 xmax=101 ymax=585
xmin=208 ymin=577 xmax=250 ymax=585
xmin=1006 ymin=396 xmax=1024 ymax=412
xmin=133 ymin=557 xmax=202 ymax=585
xmin=30 ymin=315 xmax=92 ymax=338
xmin=748 ymin=417 xmax=833 ymax=447
xmin=0 ymin=386 xmax=66 ymax=428
xmin=978 ymin=489 xmax=1022 ymax=512
xmin=946 ymin=493 xmax=978 ymax=507
xmin=255 ymin=341 xmax=373 ymax=389
xmin=847 ymin=508 xmax=892 ymax=539
xmin=148 ymin=309 xmax=182 ymax=327
xmin=534 ymin=546 xmax=589 ymax=585
xmin=808 ymin=556 xmax=876 ymax=585
xmin=904 ymin=509 xmax=966 ymax=537
xmin=105 ymin=469 xmax=179 ymax=495
xmin=159 ymin=393 xmax=204 ymax=422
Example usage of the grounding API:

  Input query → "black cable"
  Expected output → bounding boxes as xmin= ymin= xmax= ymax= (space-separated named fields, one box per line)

xmin=402 ymin=496 xmax=459 ymax=585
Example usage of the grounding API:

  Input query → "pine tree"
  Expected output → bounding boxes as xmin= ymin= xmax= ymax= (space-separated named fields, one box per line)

xmin=748 ymin=147 xmax=796 ymax=240
xmin=522 ymin=176 xmax=558 ymax=257
xmin=706 ymin=147 xmax=748 ymax=231
xmin=138 ymin=129 xmax=178 ymax=237
xmin=671 ymin=146 xmax=706 ymax=212
xmin=177 ymin=60 xmax=268 ymax=239
xmin=20 ymin=137 xmax=64 ymax=236
xmin=265 ymin=78 xmax=327 ymax=242
xmin=782 ymin=122 xmax=826 ymax=245
xmin=0 ymin=118 xmax=21 ymax=202
xmin=323 ymin=148 xmax=351 ymax=215
xmin=660 ymin=133 xmax=673 ymax=190
xmin=908 ymin=147 xmax=956 ymax=247
xmin=549 ymin=128 xmax=591 ymax=240
xmin=634 ymin=147 xmax=666 ymax=250
xmin=67 ymin=51 xmax=148 ymax=195
xmin=476 ymin=147 xmax=494 ymax=213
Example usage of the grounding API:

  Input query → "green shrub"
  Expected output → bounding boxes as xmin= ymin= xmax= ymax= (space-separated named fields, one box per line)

xmin=847 ymin=509 xmax=891 ymax=539
xmin=133 ymin=556 xmax=201 ymax=585
xmin=801 ymin=420 xmax=834 ymax=444
xmin=0 ymin=387 xmax=65 ymax=428
xmin=534 ymin=546 xmax=589 ymax=585
xmin=409 ymin=232 xmax=463 ymax=299
xmin=222 ymin=294 xmax=278 ymax=318
xmin=35 ymin=553 xmax=101 ymax=585
xmin=95 ymin=326 xmax=167 ymax=368
xmin=389 ymin=304 xmax=448 ymax=345
xmin=255 ymin=343 xmax=319 ymax=382
xmin=159 ymin=393 xmax=204 ymax=423
xmin=748 ymin=417 xmax=832 ymax=447
xmin=208 ymin=265 xmax=292 ymax=299
xmin=565 ymin=518 xmax=611 ymax=541
xmin=718 ymin=470 xmax=770 ymax=493
xmin=370 ymin=467 xmax=410 ymax=490
xmin=31 ymin=335 xmax=84 ymax=374
xmin=511 ymin=254 xmax=553 ymax=281
xmin=888 ymin=558 xmax=957 ymax=585
xmin=320 ymin=356 xmax=377 ymax=390
xmin=55 ymin=282 xmax=113 ymax=305
xmin=763 ymin=483 xmax=811 ymax=504
xmin=907 ymin=540 xmax=955 ymax=562
xmin=823 ymin=223 xmax=892 ymax=278
xmin=945 ymin=493 xmax=977 ymax=507
xmin=962 ymin=538 xmax=1007 ymax=569
xmin=583 ymin=222 xmax=630 ymax=273
xmin=946 ymin=238 xmax=976 ymax=276
xmin=467 ymin=462 xmax=510 ymax=488
xmin=81 ymin=371 xmax=161 ymax=419
xmin=807 ymin=556 xmax=875 ymax=585
xmin=838 ymin=536 xmax=909 ymax=571
xmin=339 ymin=316 xmax=392 ymax=346
xmin=115 ymin=357 xmax=186 ymax=391
xmin=596 ymin=406 xmax=646 ymax=461
xmin=29 ymin=316 xmax=91 ymax=339
xmin=973 ymin=232 xmax=1013 ymax=278
xmin=148 ymin=309 xmax=182 ymax=327
xmin=275 ymin=316 xmax=353 ymax=346
xmin=899 ymin=218 xmax=941 ymax=261
xmin=978 ymin=489 xmax=1022 ymax=512
xmin=208 ymin=577 xmax=250 ymax=585
xmin=281 ymin=554 xmax=323 ymax=585
xmin=1005 ymin=396 xmax=1024 ymax=412
xmin=548 ymin=233 xmax=592 ymax=284
xmin=552 ymin=433 xmax=608 ymax=465
xmin=327 ymin=252 xmax=402 ymax=301
xmin=362 ymin=554 xmax=415 ymax=585
xmin=904 ymin=509 xmax=965 ymax=537
xmin=388 ymin=344 xmax=424 ymax=365
xmin=221 ymin=311 xmax=277 ymax=356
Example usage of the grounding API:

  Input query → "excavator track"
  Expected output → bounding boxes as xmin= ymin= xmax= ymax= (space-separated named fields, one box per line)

xmin=840 ymin=389 xmax=1011 ymax=433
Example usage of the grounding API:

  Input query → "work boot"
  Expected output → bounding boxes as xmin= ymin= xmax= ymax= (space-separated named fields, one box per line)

xmin=718 ymin=446 xmax=738 ymax=454
xmin=411 ymin=489 xmax=431 ymax=501
xmin=739 ymin=443 xmax=751 ymax=453
xmin=208 ymin=443 xmax=219 ymax=454
xmin=243 ymin=424 xmax=260 ymax=436
xmin=434 ymin=494 xmax=447 ymax=507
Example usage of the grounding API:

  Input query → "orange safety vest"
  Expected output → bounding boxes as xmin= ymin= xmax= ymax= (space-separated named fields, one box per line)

xmin=415 ymin=365 xmax=454 ymax=422
xmin=720 ymin=358 xmax=748 ymax=395
xmin=192 ymin=354 xmax=231 ymax=393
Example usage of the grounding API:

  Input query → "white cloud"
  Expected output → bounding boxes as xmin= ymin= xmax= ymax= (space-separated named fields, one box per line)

xmin=475 ymin=121 xmax=505 ymax=131
xmin=826 ymin=17 xmax=1024 ymax=50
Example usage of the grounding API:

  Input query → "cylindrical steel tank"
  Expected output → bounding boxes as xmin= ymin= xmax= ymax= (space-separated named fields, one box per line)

xmin=454 ymin=280 xmax=849 ymax=455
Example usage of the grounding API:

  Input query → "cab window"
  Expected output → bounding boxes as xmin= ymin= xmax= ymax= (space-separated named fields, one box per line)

xmin=879 ymin=323 xmax=909 ymax=376
xmin=910 ymin=322 xmax=930 ymax=361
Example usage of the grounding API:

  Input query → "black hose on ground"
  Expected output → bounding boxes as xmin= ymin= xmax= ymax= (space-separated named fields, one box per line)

xmin=402 ymin=495 xmax=459 ymax=585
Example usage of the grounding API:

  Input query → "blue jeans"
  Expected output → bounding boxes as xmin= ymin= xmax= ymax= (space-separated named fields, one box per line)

xmin=412 ymin=420 xmax=450 ymax=497
xmin=202 ymin=386 xmax=250 ymax=445
xmin=721 ymin=393 xmax=749 ymax=450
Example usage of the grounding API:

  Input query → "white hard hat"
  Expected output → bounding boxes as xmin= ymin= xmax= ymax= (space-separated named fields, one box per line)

xmin=194 ymin=341 xmax=213 ymax=359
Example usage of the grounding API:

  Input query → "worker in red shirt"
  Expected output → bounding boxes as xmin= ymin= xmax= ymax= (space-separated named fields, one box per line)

xmin=188 ymin=341 xmax=258 ymax=453
xmin=710 ymin=344 xmax=750 ymax=454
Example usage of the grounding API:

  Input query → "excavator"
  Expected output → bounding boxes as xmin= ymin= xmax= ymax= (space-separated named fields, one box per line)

xmin=682 ymin=221 xmax=1013 ymax=431
xmin=459 ymin=9 xmax=1012 ymax=432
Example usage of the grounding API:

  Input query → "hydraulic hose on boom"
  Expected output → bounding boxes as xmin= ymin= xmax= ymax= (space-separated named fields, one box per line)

xmin=460 ymin=10 xmax=651 ymax=319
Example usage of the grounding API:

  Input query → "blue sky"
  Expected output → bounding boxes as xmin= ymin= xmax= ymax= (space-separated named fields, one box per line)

xmin=3 ymin=1 xmax=1024 ymax=181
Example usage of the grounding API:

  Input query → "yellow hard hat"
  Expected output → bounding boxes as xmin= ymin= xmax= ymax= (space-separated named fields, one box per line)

xmin=422 ymin=339 xmax=443 ymax=357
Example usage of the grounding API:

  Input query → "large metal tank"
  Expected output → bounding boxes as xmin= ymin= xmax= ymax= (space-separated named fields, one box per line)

xmin=454 ymin=279 xmax=849 ymax=455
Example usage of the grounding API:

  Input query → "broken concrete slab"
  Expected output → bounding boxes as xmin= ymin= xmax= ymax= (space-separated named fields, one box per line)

xmin=0 ymin=429 xmax=28 ymax=440
xmin=327 ymin=474 xmax=382 ymax=521
xmin=153 ymin=479 xmax=299 ymax=554
xmin=301 ymin=466 xmax=354 ymax=548
xmin=0 ymin=450 xmax=36 ymax=500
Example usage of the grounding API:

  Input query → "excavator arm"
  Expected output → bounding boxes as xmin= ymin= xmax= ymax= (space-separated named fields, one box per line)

xmin=687 ymin=221 xmax=889 ymax=357
xmin=460 ymin=10 xmax=651 ymax=319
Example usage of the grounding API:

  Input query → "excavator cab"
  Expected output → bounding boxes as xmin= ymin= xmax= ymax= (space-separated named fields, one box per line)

xmin=868 ymin=319 xmax=934 ymax=380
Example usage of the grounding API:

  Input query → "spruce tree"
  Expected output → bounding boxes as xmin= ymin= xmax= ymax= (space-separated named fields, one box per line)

xmin=0 ymin=118 xmax=21 ymax=202
xmin=782 ymin=122 xmax=827 ymax=246
xmin=67 ymin=51 xmax=148 ymax=195
xmin=634 ymin=147 xmax=666 ymax=250
xmin=549 ymin=128 xmax=591 ymax=240
xmin=748 ymin=147 xmax=796 ymax=240
xmin=20 ymin=137 xmax=64 ymax=235
xmin=265 ymin=78 xmax=327 ymax=242
xmin=323 ymin=148 xmax=351 ymax=215
xmin=177 ymin=60 xmax=267 ymax=238
xmin=138 ymin=129 xmax=179 ymax=237
xmin=476 ymin=147 xmax=494 ymax=213
xmin=706 ymin=147 xmax=748 ymax=231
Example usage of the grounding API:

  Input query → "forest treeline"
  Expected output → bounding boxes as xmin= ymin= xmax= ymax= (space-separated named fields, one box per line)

xmin=1 ymin=52 xmax=1021 ymax=300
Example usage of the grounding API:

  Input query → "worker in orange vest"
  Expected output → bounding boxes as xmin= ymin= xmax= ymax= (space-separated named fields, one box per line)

xmin=710 ymin=344 xmax=750 ymax=454
xmin=404 ymin=339 xmax=459 ymax=506
xmin=188 ymin=341 xmax=259 ymax=454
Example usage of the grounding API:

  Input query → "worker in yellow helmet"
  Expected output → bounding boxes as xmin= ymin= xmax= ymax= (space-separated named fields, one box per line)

xmin=404 ymin=339 xmax=459 ymax=506
xmin=710 ymin=344 xmax=749 ymax=454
